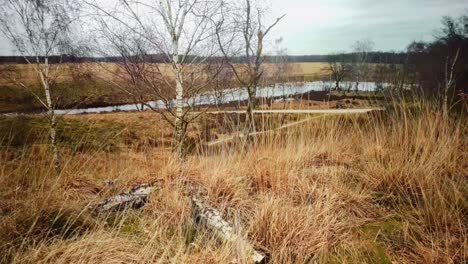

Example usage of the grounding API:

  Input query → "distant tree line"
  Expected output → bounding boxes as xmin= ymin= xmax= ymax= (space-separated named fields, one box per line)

xmin=0 ymin=54 xmax=169 ymax=64
xmin=0 ymin=52 xmax=408 ymax=64
xmin=267 ymin=52 xmax=408 ymax=64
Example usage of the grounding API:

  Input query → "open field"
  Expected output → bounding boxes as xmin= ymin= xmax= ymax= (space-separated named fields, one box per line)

xmin=0 ymin=101 xmax=466 ymax=263
xmin=0 ymin=63 xmax=328 ymax=86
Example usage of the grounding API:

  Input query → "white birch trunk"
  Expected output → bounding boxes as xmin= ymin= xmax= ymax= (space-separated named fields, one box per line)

xmin=39 ymin=57 xmax=60 ymax=171
xmin=172 ymin=36 xmax=186 ymax=159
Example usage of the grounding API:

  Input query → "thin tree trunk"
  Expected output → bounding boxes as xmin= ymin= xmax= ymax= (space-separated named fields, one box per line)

xmin=443 ymin=48 xmax=460 ymax=117
xmin=355 ymin=69 xmax=360 ymax=92
xmin=40 ymin=57 xmax=60 ymax=171
xmin=172 ymin=37 xmax=186 ymax=160
xmin=443 ymin=86 xmax=449 ymax=116
xmin=49 ymin=112 xmax=60 ymax=171
xmin=244 ymin=86 xmax=257 ymax=142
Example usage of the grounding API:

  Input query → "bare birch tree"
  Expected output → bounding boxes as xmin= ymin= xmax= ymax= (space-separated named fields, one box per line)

xmin=273 ymin=37 xmax=297 ymax=107
xmin=214 ymin=0 xmax=284 ymax=139
xmin=0 ymin=0 xmax=80 ymax=171
xmin=85 ymin=0 xmax=223 ymax=160
xmin=351 ymin=39 xmax=374 ymax=91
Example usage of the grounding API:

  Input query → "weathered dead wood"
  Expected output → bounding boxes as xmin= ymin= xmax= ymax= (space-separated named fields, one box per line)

xmin=94 ymin=184 xmax=154 ymax=213
xmin=93 ymin=182 xmax=266 ymax=262
xmin=191 ymin=195 xmax=266 ymax=263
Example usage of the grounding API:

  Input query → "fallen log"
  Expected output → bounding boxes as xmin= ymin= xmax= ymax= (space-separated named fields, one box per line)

xmin=191 ymin=195 xmax=266 ymax=263
xmin=93 ymin=183 xmax=266 ymax=262
xmin=94 ymin=184 xmax=154 ymax=213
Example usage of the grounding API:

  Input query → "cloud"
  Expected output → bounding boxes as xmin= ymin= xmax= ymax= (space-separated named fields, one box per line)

xmin=268 ymin=0 xmax=467 ymax=54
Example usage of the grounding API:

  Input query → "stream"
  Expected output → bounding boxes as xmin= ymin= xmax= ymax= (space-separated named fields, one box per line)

xmin=9 ymin=81 xmax=390 ymax=116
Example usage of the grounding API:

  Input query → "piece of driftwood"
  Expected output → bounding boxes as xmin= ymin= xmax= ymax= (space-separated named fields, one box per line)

xmin=94 ymin=184 xmax=154 ymax=213
xmin=191 ymin=195 xmax=266 ymax=263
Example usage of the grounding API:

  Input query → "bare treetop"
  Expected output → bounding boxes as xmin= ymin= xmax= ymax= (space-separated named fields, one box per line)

xmin=352 ymin=39 xmax=375 ymax=62
xmin=0 ymin=0 xmax=83 ymax=171
xmin=85 ymin=0 xmax=221 ymax=63
xmin=0 ymin=0 xmax=80 ymax=57
xmin=215 ymin=0 xmax=285 ymax=68
xmin=84 ymin=0 xmax=226 ymax=159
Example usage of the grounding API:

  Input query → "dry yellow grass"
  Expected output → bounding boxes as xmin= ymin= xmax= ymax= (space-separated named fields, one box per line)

xmin=0 ymin=100 xmax=466 ymax=263
xmin=0 ymin=62 xmax=328 ymax=86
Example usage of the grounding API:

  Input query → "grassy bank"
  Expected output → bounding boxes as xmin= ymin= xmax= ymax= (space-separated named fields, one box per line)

xmin=0 ymin=80 xmax=138 ymax=113
xmin=0 ymin=101 xmax=466 ymax=263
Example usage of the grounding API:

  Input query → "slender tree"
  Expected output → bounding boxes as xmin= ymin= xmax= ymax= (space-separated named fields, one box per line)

xmin=85 ymin=0 xmax=223 ymax=160
xmin=351 ymin=39 xmax=374 ymax=91
xmin=0 ymin=0 xmax=80 ymax=171
xmin=274 ymin=37 xmax=294 ymax=106
xmin=215 ymin=0 xmax=284 ymax=140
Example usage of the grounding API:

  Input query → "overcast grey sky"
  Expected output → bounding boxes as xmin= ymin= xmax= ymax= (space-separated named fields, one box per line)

xmin=0 ymin=0 xmax=466 ymax=56
xmin=268 ymin=0 xmax=467 ymax=55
